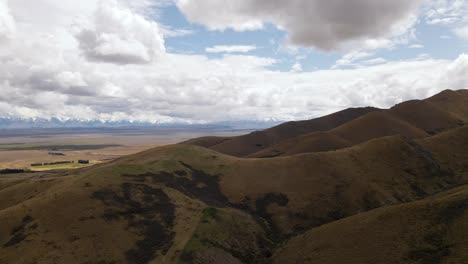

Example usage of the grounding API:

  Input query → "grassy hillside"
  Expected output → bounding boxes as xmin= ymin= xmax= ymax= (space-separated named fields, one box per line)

xmin=249 ymin=111 xmax=429 ymax=157
xmin=185 ymin=107 xmax=379 ymax=157
xmin=426 ymin=89 xmax=468 ymax=122
xmin=0 ymin=123 xmax=467 ymax=263
xmin=247 ymin=132 xmax=352 ymax=158
xmin=0 ymin=90 xmax=467 ymax=264
xmin=389 ymin=99 xmax=464 ymax=134
xmin=249 ymin=90 xmax=467 ymax=158
xmin=274 ymin=184 xmax=468 ymax=264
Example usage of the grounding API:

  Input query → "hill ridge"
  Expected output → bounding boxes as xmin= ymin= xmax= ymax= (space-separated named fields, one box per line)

xmin=0 ymin=90 xmax=467 ymax=263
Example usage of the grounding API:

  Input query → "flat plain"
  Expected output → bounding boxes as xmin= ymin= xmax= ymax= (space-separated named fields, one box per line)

xmin=0 ymin=127 xmax=251 ymax=170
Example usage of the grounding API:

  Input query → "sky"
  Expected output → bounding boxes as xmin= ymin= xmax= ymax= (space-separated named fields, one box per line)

xmin=0 ymin=0 xmax=467 ymax=124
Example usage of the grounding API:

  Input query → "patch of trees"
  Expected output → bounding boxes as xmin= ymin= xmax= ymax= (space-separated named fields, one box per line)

xmin=48 ymin=152 xmax=65 ymax=156
xmin=31 ymin=161 xmax=74 ymax=167
xmin=0 ymin=169 xmax=30 ymax=174
xmin=30 ymin=160 xmax=91 ymax=167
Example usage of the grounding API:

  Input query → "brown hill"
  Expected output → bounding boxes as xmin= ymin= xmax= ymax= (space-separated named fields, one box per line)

xmin=389 ymin=99 xmax=464 ymax=134
xmin=182 ymin=136 xmax=231 ymax=148
xmin=249 ymin=90 xmax=467 ymax=158
xmin=185 ymin=107 xmax=379 ymax=157
xmin=247 ymin=132 xmax=352 ymax=158
xmin=426 ymin=89 xmax=468 ymax=122
xmin=0 ymin=91 xmax=467 ymax=264
xmin=250 ymin=111 xmax=430 ymax=158
xmin=274 ymin=184 xmax=468 ymax=264
xmin=1 ymin=124 xmax=467 ymax=263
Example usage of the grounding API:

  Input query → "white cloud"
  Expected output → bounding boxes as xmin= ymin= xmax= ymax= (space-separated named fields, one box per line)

xmin=290 ymin=62 xmax=303 ymax=72
xmin=176 ymin=0 xmax=264 ymax=32
xmin=1 ymin=0 xmax=468 ymax=124
xmin=205 ymin=45 xmax=257 ymax=53
xmin=409 ymin=44 xmax=424 ymax=48
xmin=333 ymin=51 xmax=375 ymax=68
xmin=160 ymin=26 xmax=194 ymax=38
xmin=177 ymin=0 xmax=422 ymax=51
xmin=0 ymin=0 xmax=15 ymax=41
xmin=55 ymin=71 xmax=88 ymax=88
xmin=454 ymin=25 xmax=468 ymax=41
xmin=424 ymin=0 xmax=468 ymax=25
xmin=363 ymin=58 xmax=387 ymax=65
xmin=423 ymin=0 xmax=468 ymax=44
xmin=76 ymin=0 xmax=165 ymax=64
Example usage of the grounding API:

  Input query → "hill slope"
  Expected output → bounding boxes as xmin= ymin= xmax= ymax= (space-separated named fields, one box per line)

xmin=0 ymin=90 xmax=467 ymax=264
xmin=274 ymin=184 xmax=468 ymax=264
xmin=249 ymin=111 xmax=430 ymax=157
xmin=0 ymin=124 xmax=467 ymax=263
xmin=185 ymin=107 xmax=379 ymax=157
xmin=248 ymin=90 xmax=467 ymax=158
xmin=426 ymin=89 xmax=468 ymax=122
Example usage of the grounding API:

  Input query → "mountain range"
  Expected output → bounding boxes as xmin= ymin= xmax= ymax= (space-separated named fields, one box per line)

xmin=0 ymin=118 xmax=280 ymax=130
xmin=0 ymin=89 xmax=467 ymax=264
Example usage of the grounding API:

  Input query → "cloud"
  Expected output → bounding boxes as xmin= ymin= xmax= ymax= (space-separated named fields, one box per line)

xmin=177 ymin=0 xmax=422 ymax=51
xmin=454 ymin=25 xmax=468 ymax=41
xmin=362 ymin=58 xmax=387 ymax=65
xmin=423 ymin=1 xmax=468 ymax=44
xmin=0 ymin=0 xmax=15 ymax=41
xmin=409 ymin=44 xmax=424 ymax=48
xmin=333 ymin=51 xmax=375 ymax=68
xmin=424 ymin=0 xmax=468 ymax=25
xmin=55 ymin=71 xmax=88 ymax=88
xmin=1 ymin=0 xmax=468 ymax=124
xmin=290 ymin=62 xmax=303 ymax=73
xmin=205 ymin=45 xmax=257 ymax=53
xmin=176 ymin=0 xmax=264 ymax=31
xmin=160 ymin=26 xmax=194 ymax=38
xmin=76 ymin=0 xmax=165 ymax=64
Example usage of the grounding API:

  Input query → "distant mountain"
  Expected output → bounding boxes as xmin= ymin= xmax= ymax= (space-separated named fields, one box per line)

xmin=0 ymin=117 xmax=281 ymax=130
xmin=1 ymin=89 xmax=467 ymax=264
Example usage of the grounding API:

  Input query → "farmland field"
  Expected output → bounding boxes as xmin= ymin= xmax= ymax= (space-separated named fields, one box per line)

xmin=0 ymin=127 xmax=250 ymax=170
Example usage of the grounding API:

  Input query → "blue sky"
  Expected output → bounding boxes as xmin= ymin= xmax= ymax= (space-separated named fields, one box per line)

xmin=0 ymin=0 xmax=467 ymax=123
xmin=159 ymin=1 xmax=467 ymax=72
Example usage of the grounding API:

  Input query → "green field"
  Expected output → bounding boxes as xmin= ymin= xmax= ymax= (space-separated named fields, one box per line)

xmin=30 ymin=162 xmax=92 ymax=171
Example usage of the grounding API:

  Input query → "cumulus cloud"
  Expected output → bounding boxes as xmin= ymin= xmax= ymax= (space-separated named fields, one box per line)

xmin=0 ymin=0 xmax=468 ymax=124
xmin=176 ymin=0 xmax=264 ymax=31
xmin=0 ymin=0 xmax=15 ymax=41
xmin=76 ymin=0 xmax=165 ymax=64
xmin=205 ymin=45 xmax=256 ymax=53
xmin=177 ymin=0 xmax=422 ymax=51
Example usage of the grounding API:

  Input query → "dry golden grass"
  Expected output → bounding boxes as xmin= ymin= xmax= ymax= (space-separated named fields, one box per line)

xmin=186 ymin=107 xmax=379 ymax=157
xmin=426 ymin=89 xmax=468 ymax=122
xmin=0 ymin=90 xmax=467 ymax=263
xmin=191 ymin=89 xmax=468 ymax=159
xmin=273 ymin=184 xmax=468 ymax=264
